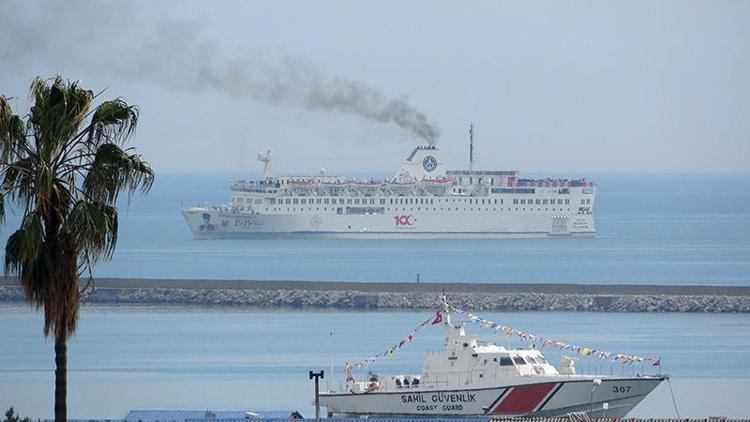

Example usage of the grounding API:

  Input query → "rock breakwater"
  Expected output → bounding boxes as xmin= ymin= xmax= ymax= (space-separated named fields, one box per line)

xmin=1 ymin=282 xmax=748 ymax=312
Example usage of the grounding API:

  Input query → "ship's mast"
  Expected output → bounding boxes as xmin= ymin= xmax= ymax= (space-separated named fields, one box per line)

xmin=469 ymin=123 xmax=474 ymax=171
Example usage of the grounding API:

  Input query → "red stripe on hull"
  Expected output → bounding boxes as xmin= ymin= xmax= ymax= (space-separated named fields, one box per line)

xmin=493 ymin=382 xmax=557 ymax=414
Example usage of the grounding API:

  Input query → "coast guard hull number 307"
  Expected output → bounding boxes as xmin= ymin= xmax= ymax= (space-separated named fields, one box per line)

xmin=183 ymin=145 xmax=596 ymax=238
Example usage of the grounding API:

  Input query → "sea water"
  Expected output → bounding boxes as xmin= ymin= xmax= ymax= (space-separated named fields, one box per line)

xmin=2 ymin=173 xmax=747 ymax=285
xmin=1 ymin=304 xmax=749 ymax=419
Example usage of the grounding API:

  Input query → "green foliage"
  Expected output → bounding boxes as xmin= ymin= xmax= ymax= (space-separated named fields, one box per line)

xmin=3 ymin=407 xmax=31 ymax=422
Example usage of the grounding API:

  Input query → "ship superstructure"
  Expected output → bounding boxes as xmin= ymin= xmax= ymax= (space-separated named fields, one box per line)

xmin=182 ymin=146 xmax=596 ymax=238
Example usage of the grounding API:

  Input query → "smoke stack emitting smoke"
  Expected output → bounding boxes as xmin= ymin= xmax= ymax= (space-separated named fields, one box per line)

xmin=1 ymin=6 xmax=440 ymax=144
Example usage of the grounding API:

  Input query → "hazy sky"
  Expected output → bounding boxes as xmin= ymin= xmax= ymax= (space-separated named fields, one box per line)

xmin=2 ymin=0 xmax=749 ymax=174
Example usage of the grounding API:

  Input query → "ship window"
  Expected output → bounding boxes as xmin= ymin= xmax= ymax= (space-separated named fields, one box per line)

xmin=301 ymin=199 xmax=307 ymax=204
xmin=565 ymin=199 xmax=570 ymax=205
xmin=543 ymin=199 xmax=548 ymax=204
xmin=513 ymin=199 xmax=518 ymax=204
xmin=293 ymin=199 xmax=298 ymax=204
xmin=513 ymin=356 xmax=526 ymax=365
xmin=535 ymin=199 xmax=541 ymax=205
xmin=499 ymin=357 xmax=513 ymax=366
xmin=520 ymin=199 xmax=525 ymax=204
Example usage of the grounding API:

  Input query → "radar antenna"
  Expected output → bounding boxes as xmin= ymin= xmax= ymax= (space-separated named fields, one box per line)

xmin=257 ymin=150 xmax=273 ymax=180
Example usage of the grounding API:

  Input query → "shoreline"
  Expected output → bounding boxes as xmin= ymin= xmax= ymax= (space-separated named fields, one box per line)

xmin=2 ymin=277 xmax=749 ymax=312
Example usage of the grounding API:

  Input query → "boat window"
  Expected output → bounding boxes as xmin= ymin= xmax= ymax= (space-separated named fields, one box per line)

xmin=499 ymin=357 xmax=513 ymax=366
xmin=513 ymin=356 xmax=526 ymax=365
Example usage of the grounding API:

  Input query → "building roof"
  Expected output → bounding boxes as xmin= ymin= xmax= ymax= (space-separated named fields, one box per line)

xmin=122 ymin=410 xmax=292 ymax=422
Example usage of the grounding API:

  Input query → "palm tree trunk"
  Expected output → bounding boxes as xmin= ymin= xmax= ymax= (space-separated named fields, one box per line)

xmin=54 ymin=336 xmax=67 ymax=422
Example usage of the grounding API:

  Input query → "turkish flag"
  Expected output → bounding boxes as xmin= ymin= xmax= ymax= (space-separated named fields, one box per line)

xmin=432 ymin=311 xmax=443 ymax=325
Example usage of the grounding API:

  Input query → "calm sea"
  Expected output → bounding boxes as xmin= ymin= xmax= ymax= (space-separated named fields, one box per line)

xmin=1 ymin=304 xmax=749 ymax=419
xmin=2 ymin=172 xmax=747 ymax=285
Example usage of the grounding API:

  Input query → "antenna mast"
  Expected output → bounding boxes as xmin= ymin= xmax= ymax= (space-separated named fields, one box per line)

xmin=469 ymin=123 xmax=474 ymax=171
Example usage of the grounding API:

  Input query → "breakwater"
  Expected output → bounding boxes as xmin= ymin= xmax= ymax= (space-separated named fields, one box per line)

xmin=1 ymin=278 xmax=749 ymax=312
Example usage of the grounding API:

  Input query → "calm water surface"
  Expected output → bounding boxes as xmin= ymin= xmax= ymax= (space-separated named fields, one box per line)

xmin=1 ymin=304 xmax=749 ymax=419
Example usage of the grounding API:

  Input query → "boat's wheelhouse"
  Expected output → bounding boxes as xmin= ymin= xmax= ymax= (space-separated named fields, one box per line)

xmin=347 ymin=311 xmax=562 ymax=394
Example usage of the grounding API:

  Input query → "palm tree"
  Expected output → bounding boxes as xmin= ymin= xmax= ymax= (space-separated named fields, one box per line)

xmin=0 ymin=76 xmax=154 ymax=422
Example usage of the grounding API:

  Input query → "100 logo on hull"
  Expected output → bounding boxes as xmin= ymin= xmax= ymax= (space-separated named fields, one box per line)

xmin=394 ymin=215 xmax=415 ymax=226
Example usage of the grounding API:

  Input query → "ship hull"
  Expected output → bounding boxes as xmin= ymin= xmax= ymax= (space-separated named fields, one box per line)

xmin=320 ymin=377 xmax=663 ymax=418
xmin=182 ymin=209 xmax=596 ymax=239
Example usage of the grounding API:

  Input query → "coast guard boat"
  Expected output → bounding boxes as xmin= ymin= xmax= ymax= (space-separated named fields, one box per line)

xmin=182 ymin=144 xmax=596 ymax=238
xmin=320 ymin=306 xmax=664 ymax=418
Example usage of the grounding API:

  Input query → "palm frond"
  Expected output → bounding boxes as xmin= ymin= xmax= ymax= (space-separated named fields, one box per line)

xmin=28 ymin=77 xmax=93 ymax=162
xmin=0 ymin=96 xmax=28 ymax=163
xmin=68 ymin=200 xmax=118 ymax=261
xmin=2 ymin=157 xmax=36 ymax=210
xmin=86 ymin=99 xmax=139 ymax=146
xmin=4 ymin=212 xmax=45 ymax=283
xmin=83 ymin=143 xmax=154 ymax=203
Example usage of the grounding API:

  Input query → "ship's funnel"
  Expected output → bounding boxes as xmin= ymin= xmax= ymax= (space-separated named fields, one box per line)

xmin=393 ymin=146 xmax=446 ymax=182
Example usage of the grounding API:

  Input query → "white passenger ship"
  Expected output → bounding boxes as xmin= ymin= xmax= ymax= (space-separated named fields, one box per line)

xmin=182 ymin=146 xmax=596 ymax=238
xmin=320 ymin=305 xmax=664 ymax=418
